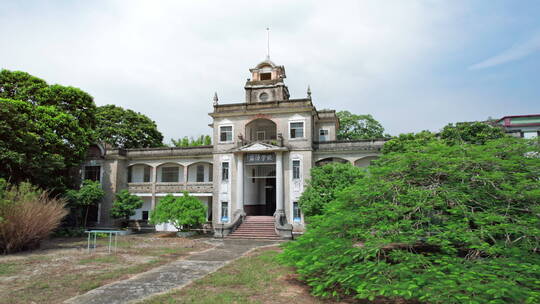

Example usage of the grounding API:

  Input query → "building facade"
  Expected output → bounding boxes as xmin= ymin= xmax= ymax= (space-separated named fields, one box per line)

xmin=83 ymin=59 xmax=386 ymax=238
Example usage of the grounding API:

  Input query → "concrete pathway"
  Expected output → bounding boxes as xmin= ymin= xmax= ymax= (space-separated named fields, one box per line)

xmin=64 ymin=239 xmax=281 ymax=304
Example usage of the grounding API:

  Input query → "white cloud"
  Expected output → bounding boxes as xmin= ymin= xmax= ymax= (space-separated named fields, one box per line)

xmin=469 ymin=31 xmax=540 ymax=70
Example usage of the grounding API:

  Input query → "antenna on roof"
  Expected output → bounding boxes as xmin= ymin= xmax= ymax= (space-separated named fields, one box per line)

xmin=266 ymin=27 xmax=270 ymax=60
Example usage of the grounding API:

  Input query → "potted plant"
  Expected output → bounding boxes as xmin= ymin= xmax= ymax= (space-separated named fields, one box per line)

xmin=149 ymin=192 xmax=207 ymax=237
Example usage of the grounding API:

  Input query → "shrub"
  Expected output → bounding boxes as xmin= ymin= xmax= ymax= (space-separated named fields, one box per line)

xmin=0 ymin=180 xmax=68 ymax=253
xmin=111 ymin=190 xmax=143 ymax=227
xmin=149 ymin=192 xmax=206 ymax=231
xmin=65 ymin=179 xmax=104 ymax=227
xmin=281 ymin=137 xmax=540 ymax=303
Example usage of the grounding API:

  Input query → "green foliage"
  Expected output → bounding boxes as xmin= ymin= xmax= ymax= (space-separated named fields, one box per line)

xmin=95 ymin=104 xmax=164 ymax=149
xmin=111 ymin=190 xmax=144 ymax=221
xmin=299 ymin=163 xmax=364 ymax=217
xmin=336 ymin=111 xmax=386 ymax=140
xmin=440 ymin=121 xmax=507 ymax=145
xmin=171 ymin=135 xmax=212 ymax=147
xmin=0 ymin=98 xmax=92 ymax=192
xmin=66 ymin=180 xmax=104 ymax=227
xmin=281 ymin=137 xmax=540 ymax=303
xmin=149 ymin=192 xmax=207 ymax=231
xmin=0 ymin=69 xmax=97 ymax=192
xmin=381 ymin=130 xmax=436 ymax=154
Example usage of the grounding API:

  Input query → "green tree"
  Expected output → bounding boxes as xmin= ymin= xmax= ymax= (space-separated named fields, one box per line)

xmin=440 ymin=121 xmax=507 ymax=145
xmin=111 ymin=190 xmax=143 ymax=227
xmin=149 ymin=192 xmax=207 ymax=231
xmin=0 ymin=98 xmax=92 ymax=191
xmin=299 ymin=163 xmax=364 ymax=217
xmin=381 ymin=130 xmax=436 ymax=154
xmin=95 ymin=105 xmax=164 ymax=149
xmin=336 ymin=111 xmax=386 ymax=140
xmin=282 ymin=137 xmax=540 ymax=303
xmin=65 ymin=180 xmax=105 ymax=227
xmin=171 ymin=135 xmax=212 ymax=147
xmin=0 ymin=69 xmax=97 ymax=131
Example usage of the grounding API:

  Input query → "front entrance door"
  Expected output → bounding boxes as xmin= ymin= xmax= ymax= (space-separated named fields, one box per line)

xmin=264 ymin=176 xmax=276 ymax=216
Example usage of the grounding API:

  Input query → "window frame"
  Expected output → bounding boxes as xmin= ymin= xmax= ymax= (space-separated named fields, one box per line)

xmin=289 ymin=121 xmax=305 ymax=139
xmin=196 ymin=164 xmax=205 ymax=182
xmin=221 ymin=202 xmax=229 ymax=222
xmin=221 ymin=162 xmax=229 ymax=181
xmin=84 ymin=166 xmax=101 ymax=182
xmin=292 ymin=160 xmax=301 ymax=180
xmin=319 ymin=129 xmax=329 ymax=141
xmin=293 ymin=201 xmax=301 ymax=223
xmin=219 ymin=125 xmax=234 ymax=143
xmin=160 ymin=166 xmax=180 ymax=183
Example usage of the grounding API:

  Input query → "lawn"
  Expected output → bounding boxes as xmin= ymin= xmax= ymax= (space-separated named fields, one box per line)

xmin=141 ymin=246 xmax=344 ymax=304
xmin=0 ymin=233 xmax=211 ymax=304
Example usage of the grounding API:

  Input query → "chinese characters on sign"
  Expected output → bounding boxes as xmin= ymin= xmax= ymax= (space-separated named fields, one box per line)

xmin=245 ymin=153 xmax=275 ymax=164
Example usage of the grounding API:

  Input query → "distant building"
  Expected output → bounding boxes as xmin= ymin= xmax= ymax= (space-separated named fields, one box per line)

xmin=494 ymin=114 xmax=540 ymax=139
xmin=81 ymin=58 xmax=386 ymax=238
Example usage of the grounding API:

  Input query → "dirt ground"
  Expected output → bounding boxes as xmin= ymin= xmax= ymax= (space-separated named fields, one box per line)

xmin=0 ymin=233 xmax=212 ymax=304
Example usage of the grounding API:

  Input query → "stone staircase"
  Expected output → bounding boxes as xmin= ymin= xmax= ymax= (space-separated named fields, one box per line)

xmin=227 ymin=216 xmax=280 ymax=239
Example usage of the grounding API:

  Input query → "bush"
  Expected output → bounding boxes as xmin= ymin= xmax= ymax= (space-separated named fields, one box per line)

xmin=51 ymin=227 xmax=86 ymax=238
xmin=111 ymin=190 xmax=143 ymax=227
xmin=281 ymin=137 xmax=540 ymax=303
xmin=149 ymin=192 xmax=206 ymax=231
xmin=0 ymin=180 xmax=68 ymax=253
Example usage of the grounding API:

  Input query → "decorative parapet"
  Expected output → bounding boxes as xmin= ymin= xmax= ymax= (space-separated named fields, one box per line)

xmin=127 ymin=183 xmax=153 ymax=193
xmin=313 ymin=139 xmax=388 ymax=152
xmin=125 ymin=146 xmax=213 ymax=158
xmin=211 ymin=98 xmax=313 ymax=115
xmin=128 ymin=182 xmax=213 ymax=194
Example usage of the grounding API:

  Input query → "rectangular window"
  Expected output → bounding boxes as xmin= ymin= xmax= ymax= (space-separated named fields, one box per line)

xmin=127 ymin=166 xmax=133 ymax=183
xmin=292 ymin=160 xmax=301 ymax=179
xmin=293 ymin=202 xmax=301 ymax=222
xmin=161 ymin=167 xmax=179 ymax=182
xmin=221 ymin=202 xmax=229 ymax=222
xmin=260 ymin=73 xmax=271 ymax=80
xmin=196 ymin=165 xmax=205 ymax=182
xmin=290 ymin=122 xmax=304 ymax=139
xmin=221 ymin=162 xmax=229 ymax=181
xmin=84 ymin=166 xmax=101 ymax=182
xmin=220 ymin=126 xmax=233 ymax=142
xmin=256 ymin=131 xmax=265 ymax=141
xmin=142 ymin=211 xmax=149 ymax=221
xmin=319 ymin=129 xmax=329 ymax=141
xmin=143 ymin=166 xmax=151 ymax=182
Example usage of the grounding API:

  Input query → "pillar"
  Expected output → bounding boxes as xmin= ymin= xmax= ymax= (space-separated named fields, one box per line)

xmin=275 ymin=151 xmax=284 ymax=212
xmin=236 ymin=154 xmax=244 ymax=211
xmin=151 ymin=166 xmax=157 ymax=210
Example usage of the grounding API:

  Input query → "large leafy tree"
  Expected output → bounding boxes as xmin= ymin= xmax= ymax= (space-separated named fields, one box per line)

xmin=440 ymin=121 xmax=507 ymax=145
xmin=0 ymin=69 xmax=97 ymax=191
xmin=0 ymin=70 xmax=97 ymax=130
xmin=0 ymin=98 xmax=92 ymax=191
xmin=95 ymin=105 xmax=164 ymax=149
xmin=336 ymin=111 xmax=386 ymax=140
xmin=282 ymin=136 xmax=540 ymax=303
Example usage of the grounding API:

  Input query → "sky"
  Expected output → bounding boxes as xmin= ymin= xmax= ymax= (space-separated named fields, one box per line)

xmin=1 ymin=0 xmax=539 ymax=142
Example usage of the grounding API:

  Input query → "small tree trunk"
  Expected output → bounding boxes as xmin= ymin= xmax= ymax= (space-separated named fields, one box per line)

xmin=84 ymin=205 xmax=90 ymax=228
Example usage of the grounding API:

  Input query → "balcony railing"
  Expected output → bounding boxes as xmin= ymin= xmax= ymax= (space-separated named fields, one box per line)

xmin=128 ymin=182 xmax=213 ymax=194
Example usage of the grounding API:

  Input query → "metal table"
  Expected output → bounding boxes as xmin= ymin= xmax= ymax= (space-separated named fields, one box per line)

xmin=85 ymin=230 xmax=122 ymax=253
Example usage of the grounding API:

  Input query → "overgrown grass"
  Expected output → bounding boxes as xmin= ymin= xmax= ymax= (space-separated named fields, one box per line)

xmin=141 ymin=247 xmax=330 ymax=304
xmin=0 ymin=234 xmax=210 ymax=304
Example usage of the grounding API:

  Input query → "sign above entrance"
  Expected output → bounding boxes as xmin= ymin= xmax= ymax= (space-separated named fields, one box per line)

xmin=245 ymin=153 xmax=275 ymax=164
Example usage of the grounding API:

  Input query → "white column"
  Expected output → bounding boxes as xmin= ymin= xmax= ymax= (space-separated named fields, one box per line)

xmin=276 ymin=152 xmax=284 ymax=212
xmin=236 ymin=154 xmax=244 ymax=211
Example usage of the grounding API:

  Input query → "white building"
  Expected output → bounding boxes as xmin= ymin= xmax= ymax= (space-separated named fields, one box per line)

xmin=82 ymin=59 xmax=386 ymax=238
